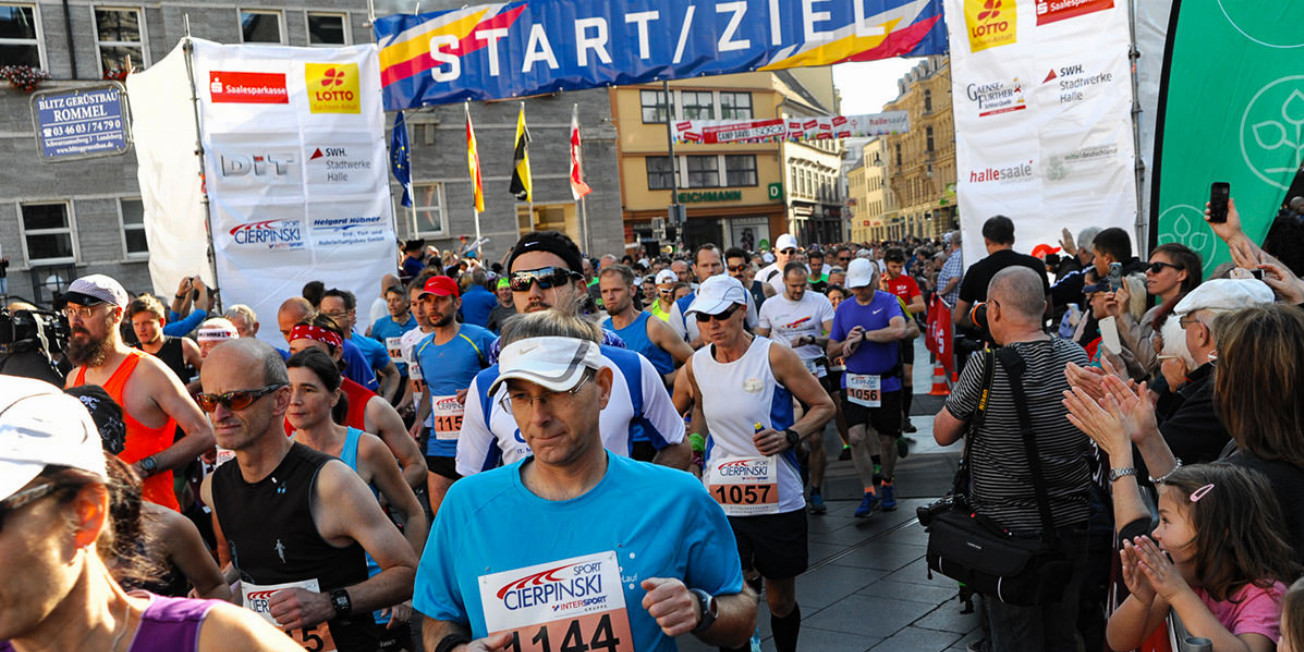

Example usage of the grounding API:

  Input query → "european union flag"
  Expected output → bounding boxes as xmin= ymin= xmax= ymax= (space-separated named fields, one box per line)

xmin=390 ymin=110 xmax=412 ymax=207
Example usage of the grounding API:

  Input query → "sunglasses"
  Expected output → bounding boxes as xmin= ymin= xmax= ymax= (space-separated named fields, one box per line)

xmin=195 ymin=384 xmax=286 ymax=413
xmin=510 ymin=266 xmax=579 ymax=292
xmin=0 ymin=483 xmax=60 ymax=533
xmin=695 ymin=304 xmax=743 ymax=323
xmin=727 ymin=264 xmax=748 ymax=273
xmin=780 ymin=248 xmax=797 ymax=255
xmin=1146 ymin=261 xmax=1182 ymax=274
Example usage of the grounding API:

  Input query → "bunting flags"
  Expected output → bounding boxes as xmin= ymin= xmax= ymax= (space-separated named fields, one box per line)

xmin=389 ymin=110 xmax=413 ymax=207
xmin=510 ymin=103 xmax=532 ymax=202
xmin=465 ymin=103 xmax=484 ymax=212
xmin=569 ymin=104 xmax=591 ymax=201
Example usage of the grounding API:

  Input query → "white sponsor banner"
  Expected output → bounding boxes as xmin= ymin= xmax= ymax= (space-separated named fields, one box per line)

xmin=945 ymin=0 xmax=1136 ymax=270
xmin=132 ymin=39 xmax=396 ymax=343
xmin=673 ymin=111 xmax=909 ymax=145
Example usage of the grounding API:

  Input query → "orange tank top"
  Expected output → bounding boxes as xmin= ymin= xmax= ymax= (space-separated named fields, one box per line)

xmin=74 ymin=350 xmax=181 ymax=511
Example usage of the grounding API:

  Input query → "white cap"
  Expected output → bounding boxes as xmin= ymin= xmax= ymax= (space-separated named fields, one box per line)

xmin=655 ymin=269 xmax=677 ymax=285
xmin=846 ymin=257 xmax=877 ymax=288
xmin=762 ymin=252 xmax=776 ymax=264
xmin=0 ymin=376 xmax=106 ymax=501
xmin=775 ymin=233 xmax=798 ymax=251
xmin=1174 ymin=279 xmax=1274 ymax=317
xmin=64 ymin=274 xmax=128 ymax=308
xmin=489 ymin=336 xmax=604 ymax=395
xmin=685 ymin=274 xmax=748 ymax=317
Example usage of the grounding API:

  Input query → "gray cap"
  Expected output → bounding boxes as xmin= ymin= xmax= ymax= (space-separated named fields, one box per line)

xmin=63 ymin=274 xmax=128 ymax=308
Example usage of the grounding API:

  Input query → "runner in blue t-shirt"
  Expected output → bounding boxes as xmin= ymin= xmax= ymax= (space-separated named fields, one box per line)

xmin=827 ymin=258 xmax=910 ymax=517
xmin=412 ymin=275 xmax=494 ymax=515
xmin=413 ymin=329 xmax=754 ymax=652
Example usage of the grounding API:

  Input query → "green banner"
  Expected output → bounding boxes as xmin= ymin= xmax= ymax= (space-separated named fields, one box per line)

xmin=1153 ymin=3 xmax=1304 ymax=275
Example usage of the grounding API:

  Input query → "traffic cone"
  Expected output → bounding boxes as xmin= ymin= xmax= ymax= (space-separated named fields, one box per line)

xmin=929 ymin=360 xmax=950 ymax=396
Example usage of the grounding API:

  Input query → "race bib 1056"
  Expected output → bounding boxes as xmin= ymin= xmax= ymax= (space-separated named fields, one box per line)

xmin=479 ymin=551 xmax=634 ymax=652
xmin=845 ymin=373 xmax=882 ymax=408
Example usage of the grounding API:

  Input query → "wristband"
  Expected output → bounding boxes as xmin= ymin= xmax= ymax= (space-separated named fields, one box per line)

xmin=434 ymin=633 xmax=471 ymax=652
xmin=1148 ymin=458 xmax=1182 ymax=484
xmin=688 ymin=433 xmax=705 ymax=454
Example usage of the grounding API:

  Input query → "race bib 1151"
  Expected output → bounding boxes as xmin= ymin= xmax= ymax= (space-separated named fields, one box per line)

xmin=241 ymin=578 xmax=337 ymax=652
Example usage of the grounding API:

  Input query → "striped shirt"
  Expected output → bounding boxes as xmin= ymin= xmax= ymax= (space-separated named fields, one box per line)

xmin=945 ymin=339 xmax=1092 ymax=535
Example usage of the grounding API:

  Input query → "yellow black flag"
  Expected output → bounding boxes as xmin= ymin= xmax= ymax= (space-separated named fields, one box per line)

xmin=509 ymin=103 xmax=532 ymax=202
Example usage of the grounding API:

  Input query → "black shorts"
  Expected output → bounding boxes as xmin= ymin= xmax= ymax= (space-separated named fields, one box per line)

xmin=840 ymin=388 xmax=902 ymax=436
xmin=899 ymin=339 xmax=915 ymax=366
xmin=425 ymin=455 xmax=460 ymax=481
xmin=630 ymin=440 xmax=658 ymax=462
xmin=729 ymin=509 xmax=808 ymax=580
xmin=826 ymin=368 xmax=844 ymax=394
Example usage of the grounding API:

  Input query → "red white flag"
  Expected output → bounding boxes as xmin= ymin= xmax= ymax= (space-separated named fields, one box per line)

xmin=569 ymin=104 xmax=592 ymax=201
xmin=926 ymin=296 xmax=954 ymax=377
xmin=466 ymin=103 xmax=484 ymax=212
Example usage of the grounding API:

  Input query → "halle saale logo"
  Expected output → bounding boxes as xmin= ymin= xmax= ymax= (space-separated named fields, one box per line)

xmin=965 ymin=0 xmax=1018 ymax=52
xmin=305 ymin=63 xmax=360 ymax=114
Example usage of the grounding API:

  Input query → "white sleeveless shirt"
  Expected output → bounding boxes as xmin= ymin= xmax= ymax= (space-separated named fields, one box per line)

xmin=693 ymin=336 xmax=804 ymax=514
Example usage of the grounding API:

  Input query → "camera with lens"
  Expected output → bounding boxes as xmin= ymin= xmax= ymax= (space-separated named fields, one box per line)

xmin=0 ymin=308 xmax=70 ymax=355
xmin=969 ymin=302 xmax=988 ymax=332
xmin=916 ymin=493 xmax=965 ymax=528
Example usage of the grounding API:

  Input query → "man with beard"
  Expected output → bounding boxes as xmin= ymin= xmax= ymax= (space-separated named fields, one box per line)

xmin=411 ymin=275 xmax=495 ymax=514
xmin=63 ymin=274 xmax=215 ymax=511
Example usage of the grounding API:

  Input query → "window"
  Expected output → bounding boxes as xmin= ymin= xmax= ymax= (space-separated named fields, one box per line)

xmin=926 ymin=126 xmax=935 ymax=153
xmin=20 ymin=203 xmax=76 ymax=264
xmin=895 ymin=144 xmax=902 ymax=167
xmin=240 ymin=10 xmax=283 ymax=43
xmin=641 ymin=90 xmax=668 ymax=124
xmin=725 ymin=155 xmax=757 ymax=187
xmin=720 ymin=92 xmax=752 ymax=119
xmin=307 ymin=12 xmax=348 ymax=46
xmin=94 ymin=8 xmax=145 ymax=76
xmin=680 ymin=91 xmax=714 ymax=120
xmin=406 ymin=183 xmax=447 ymax=236
xmin=119 ymin=198 xmax=147 ymax=257
xmin=646 ymin=156 xmax=674 ymax=190
xmin=924 ymin=89 xmax=933 ymax=113
xmin=686 ymin=155 xmax=718 ymax=188
xmin=0 ymin=3 xmax=40 ymax=67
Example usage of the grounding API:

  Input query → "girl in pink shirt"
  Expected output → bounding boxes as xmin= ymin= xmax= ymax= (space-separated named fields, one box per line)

xmin=1107 ymin=465 xmax=1299 ymax=652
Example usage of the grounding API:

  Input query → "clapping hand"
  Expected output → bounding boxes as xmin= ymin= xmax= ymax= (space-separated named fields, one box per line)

xmin=1120 ymin=538 xmax=1157 ymax=605
xmin=1062 ymin=385 xmax=1130 ymax=458
xmin=1132 ymin=535 xmax=1189 ymax=603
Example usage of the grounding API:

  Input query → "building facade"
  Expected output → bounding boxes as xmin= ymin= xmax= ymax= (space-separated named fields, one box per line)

xmin=0 ymin=0 xmax=624 ymax=306
xmin=612 ymin=68 xmax=843 ymax=255
xmin=883 ymin=55 xmax=956 ymax=241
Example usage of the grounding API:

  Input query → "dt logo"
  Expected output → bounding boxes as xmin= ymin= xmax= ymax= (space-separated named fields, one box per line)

xmin=305 ymin=62 xmax=360 ymax=114
xmin=965 ymin=0 xmax=1017 ymax=53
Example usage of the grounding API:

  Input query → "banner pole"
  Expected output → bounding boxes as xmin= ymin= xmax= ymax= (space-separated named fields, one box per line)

xmin=180 ymin=18 xmax=221 ymax=314
xmin=580 ymin=196 xmax=590 ymax=254
xmin=1127 ymin=0 xmax=1147 ymax=249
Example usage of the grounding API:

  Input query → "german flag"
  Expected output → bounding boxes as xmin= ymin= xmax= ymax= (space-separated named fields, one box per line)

xmin=465 ymin=103 xmax=484 ymax=212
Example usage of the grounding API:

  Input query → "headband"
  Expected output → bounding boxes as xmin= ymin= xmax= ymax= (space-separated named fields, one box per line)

xmin=289 ymin=324 xmax=343 ymax=351
xmin=507 ymin=233 xmax=584 ymax=275
xmin=197 ymin=326 xmax=238 ymax=342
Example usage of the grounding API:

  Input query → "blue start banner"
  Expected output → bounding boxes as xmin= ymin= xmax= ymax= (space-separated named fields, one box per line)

xmin=32 ymin=83 xmax=131 ymax=161
xmin=374 ymin=0 xmax=946 ymax=109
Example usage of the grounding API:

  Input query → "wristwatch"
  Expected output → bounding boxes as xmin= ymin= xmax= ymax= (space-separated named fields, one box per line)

xmin=138 ymin=456 xmax=158 ymax=477
xmin=1108 ymin=467 xmax=1137 ymax=483
xmin=784 ymin=429 xmax=801 ymax=449
xmin=329 ymin=588 xmax=352 ymax=617
xmin=689 ymin=588 xmax=717 ymax=634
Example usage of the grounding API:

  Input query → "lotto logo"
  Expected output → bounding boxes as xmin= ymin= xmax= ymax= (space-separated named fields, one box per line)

xmin=965 ymin=0 xmax=1018 ymax=52
xmin=977 ymin=0 xmax=1001 ymax=21
xmin=305 ymin=63 xmax=361 ymax=114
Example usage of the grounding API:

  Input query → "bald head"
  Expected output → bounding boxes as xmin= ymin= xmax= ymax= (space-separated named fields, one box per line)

xmin=279 ymin=296 xmax=313 ymax=319
xmin=207 ymin=337 xmax=289 ymax=387
xmin=988 ymin=267 xmax=1046 ymax=323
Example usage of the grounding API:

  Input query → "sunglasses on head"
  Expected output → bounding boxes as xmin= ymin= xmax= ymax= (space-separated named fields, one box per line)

xmin=510 ymin=266 xmax=579 ymax=292
xmin=695 ymin=304 xmax=743 ymax=323
xmin=195 ymin=384 xmax=286 ymax=413
xmin=1146 ymin=261 xmax=1182 ymax=274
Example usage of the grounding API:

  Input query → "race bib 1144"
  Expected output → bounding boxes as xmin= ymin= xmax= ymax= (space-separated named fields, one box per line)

xmin=479 ymin=551 xmax=634 ymax=652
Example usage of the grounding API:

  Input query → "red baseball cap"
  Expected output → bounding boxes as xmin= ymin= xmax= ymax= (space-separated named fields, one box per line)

xmin=420 ymin=276 xmax=459 ymax=298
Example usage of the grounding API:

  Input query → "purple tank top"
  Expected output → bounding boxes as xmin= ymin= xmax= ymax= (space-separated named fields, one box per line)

xmin=0 ymin=594 xmax=217 ymax=652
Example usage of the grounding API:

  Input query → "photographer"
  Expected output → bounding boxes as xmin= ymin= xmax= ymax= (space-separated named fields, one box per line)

xmin=933 ymin=267 xmax=1092 ymax=650
xmin=0 ymin=301 xmax=68 ymax=386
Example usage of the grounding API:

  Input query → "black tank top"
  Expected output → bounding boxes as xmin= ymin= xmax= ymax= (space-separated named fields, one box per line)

xmin=134 ymin=336 xmax=193 ymax=383
xmin=211 ymin=443 xmax=381 ymax=650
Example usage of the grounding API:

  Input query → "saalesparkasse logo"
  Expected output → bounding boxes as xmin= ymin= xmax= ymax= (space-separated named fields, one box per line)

xmin=965 ymin=0 xmax=1018 ymax=53
xmin=305 ymin=63 xmax=360 ymax=114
